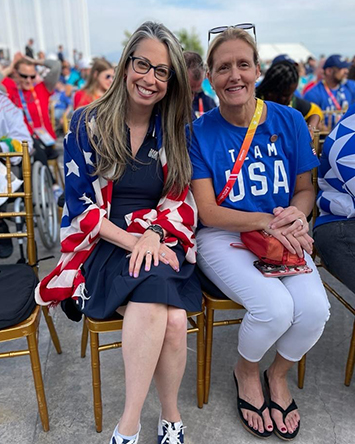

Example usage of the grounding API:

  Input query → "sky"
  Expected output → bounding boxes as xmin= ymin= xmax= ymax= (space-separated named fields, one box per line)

xmin=87 ymin=0 xmax=355 ymax=61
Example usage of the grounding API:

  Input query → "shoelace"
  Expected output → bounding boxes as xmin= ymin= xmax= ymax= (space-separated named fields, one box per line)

xmin=161 ymin=420 xmax=185 ymax=444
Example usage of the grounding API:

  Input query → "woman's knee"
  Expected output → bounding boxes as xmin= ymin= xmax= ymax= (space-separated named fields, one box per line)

xmin=128 ymin=301 xmax=167 ymax=326
xmin=270 ymin=305 xmax=294 ymax=333
xmin=296 ymin=292 xmax=330 ymax=331
xmin=256 ymin=291 xmax=294 ymax=321
xmin=164 ymin=308 xmax=187 ymax=348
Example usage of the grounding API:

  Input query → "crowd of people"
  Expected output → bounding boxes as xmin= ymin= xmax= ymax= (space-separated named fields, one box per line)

xmin=1 ymin=24 xmax=355 ymax=444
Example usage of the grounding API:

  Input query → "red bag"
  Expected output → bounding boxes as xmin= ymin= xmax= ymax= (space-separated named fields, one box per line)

xmin=240 ymin=230 xmax=306 ymax=267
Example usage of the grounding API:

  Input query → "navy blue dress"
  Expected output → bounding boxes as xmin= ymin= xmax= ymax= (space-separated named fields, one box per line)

xmin=77 ymin=126 xmax=202 ymax=320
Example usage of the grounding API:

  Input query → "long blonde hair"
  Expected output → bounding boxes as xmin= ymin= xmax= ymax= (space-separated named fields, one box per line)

xmin=82 ymin=21 xmax=192 ymax=196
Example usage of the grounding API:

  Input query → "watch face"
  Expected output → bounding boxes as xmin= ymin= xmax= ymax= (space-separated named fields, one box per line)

xmin=149 ymin=224 xmax=164 ymax=241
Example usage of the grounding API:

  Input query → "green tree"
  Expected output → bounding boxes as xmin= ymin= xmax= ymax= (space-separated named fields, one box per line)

xmin=175 ymin=28 xmax=204 ymax=57
xmin=122 ymin=28 xmax=204 ymax=57
xmin=122 ymin=30 xmax=132 ymax=48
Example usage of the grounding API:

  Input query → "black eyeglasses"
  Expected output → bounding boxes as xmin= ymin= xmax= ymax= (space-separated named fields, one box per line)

xmin=208 ymin=23 xmax=256 ymax=43
xmin=129 ymin=56 xmax=174 ymax=82
xmin=18 ymin=72 xmax=36 ymax=80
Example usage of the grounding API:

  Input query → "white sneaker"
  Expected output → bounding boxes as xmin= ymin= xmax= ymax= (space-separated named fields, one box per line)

xmin=110 ymin=424 xmax=141 ymax=444
xmin=157 ymin=418 xmax=185 ymax=444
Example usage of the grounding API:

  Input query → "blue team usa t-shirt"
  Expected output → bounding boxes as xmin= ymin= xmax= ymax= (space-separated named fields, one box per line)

xmin=189 ymin=101 xmax=319 ymax=215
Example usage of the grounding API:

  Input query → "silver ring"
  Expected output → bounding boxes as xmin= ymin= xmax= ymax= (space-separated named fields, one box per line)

xmin=161 ymin=252 xmax=166 ymax=257
xmin=146 ymin=250 xmax=152 ymax=255
xmin=296 ymin=218 xmax=304 ymax=227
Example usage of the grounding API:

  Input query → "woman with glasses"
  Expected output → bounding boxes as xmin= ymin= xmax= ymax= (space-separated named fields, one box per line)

xmin=73 ymin=58 xmax=114 ymax=109
xmin=189 ymin=26 xmax=329 ymax=440
xmin=0 ymin=53 xmax=61 ymax=159
xmin=36 ymin=21 xmax=200 ymax=444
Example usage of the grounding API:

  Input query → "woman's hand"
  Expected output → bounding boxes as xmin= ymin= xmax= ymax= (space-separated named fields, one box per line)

xmin=129 ymin=230 xmax=161 ymax=278
xmin=269 ymin=206 xmax=309 ymax=237
xmin=290 ymin=232 xmax=313 ymax=256
xmin=158 ymin=243 xmax=180 ymax=272
xmin=264 ymin=224 xmax=298 ymax=256
xmin=264 ymin=223 xmax=313 ymax=258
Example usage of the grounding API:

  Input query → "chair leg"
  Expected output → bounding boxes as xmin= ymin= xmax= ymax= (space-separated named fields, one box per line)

xmin=27 ymin=331 xmax=49 ymax=432
xmin=90 ymin=330 xmax=103 ymax=433
xmin=42 ymin=306 xmax=62 ymax=354
xmin=204 ymin=307 xmax=214 ymax=404
xmin=298 ymin=354 xmax=306 ymax=389
xmin=81 ymin=317 xmax=89 ymax=358
xmin=196 ymin=312 xmax=205 ymax=408
xmin=345 ymin=320 xmax=355 ymax=386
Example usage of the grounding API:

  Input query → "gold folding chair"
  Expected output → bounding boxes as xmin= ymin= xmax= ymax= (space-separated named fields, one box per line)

xmin=320 ymin=107 xmax=348 ymax=136
xmin=81 ymin=305 xmax=205 ymax=432
xmin=306 ymin=130 xmax=355 ymax=386
xmin=203 ymin=285 xmax=307 ymax=403
xmin=0 ymin=142 xmax=62 ymax=431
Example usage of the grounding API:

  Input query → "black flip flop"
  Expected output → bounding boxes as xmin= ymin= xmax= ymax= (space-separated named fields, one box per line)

xmin=233 ymin=372 xmax=272 ymax=439
xmin=264 ymin=370 xmax=300 ymax=441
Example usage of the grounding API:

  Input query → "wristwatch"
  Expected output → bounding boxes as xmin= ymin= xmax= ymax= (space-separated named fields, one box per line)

xmin=146 ymin=224 xmax=164 ymax=242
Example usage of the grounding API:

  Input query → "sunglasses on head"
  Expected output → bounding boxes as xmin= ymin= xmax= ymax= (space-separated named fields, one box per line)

xmin=208 ymin=23 xmax=256 ymax=43
xmin=18 ymin=72 xmax=36 ymax=80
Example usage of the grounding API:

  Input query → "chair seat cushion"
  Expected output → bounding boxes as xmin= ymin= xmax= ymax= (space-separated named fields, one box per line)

xmin=0 ymin=264 xmax=38 ymax=329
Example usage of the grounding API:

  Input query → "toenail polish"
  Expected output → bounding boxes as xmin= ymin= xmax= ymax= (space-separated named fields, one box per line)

xmin=267 ymin=426 xmax=273 ymax=430
xmin=281 ymin=427 xmax=287 ymax=432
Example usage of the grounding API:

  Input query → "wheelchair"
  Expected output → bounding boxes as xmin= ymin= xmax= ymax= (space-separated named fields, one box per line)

xmin=5 ymin=153 xmax=60 ymax=251
xmin=31 ymin=160 xmax=59 ymax=250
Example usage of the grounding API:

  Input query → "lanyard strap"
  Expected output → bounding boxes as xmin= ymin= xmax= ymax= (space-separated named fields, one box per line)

xmin=30 ymin=87 xmax=46 ymax=128
xmin=18 ymin=89 xmax=34 ymax=127
xmin=216 ymin=98 xmax=264 ymax=206
xmin=322 ymin=81 xmax=342 ymax=110
xmin=198 ymin=97 xmax=204 ymax=115
xmin=18 ymin=87 xmax=46 ymax=130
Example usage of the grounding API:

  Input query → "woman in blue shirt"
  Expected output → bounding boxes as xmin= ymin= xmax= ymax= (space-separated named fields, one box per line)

xmin=189 ymin=27 xmax=330 ymax=441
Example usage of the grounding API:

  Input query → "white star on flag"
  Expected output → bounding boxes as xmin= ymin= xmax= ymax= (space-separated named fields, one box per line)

xmin=64 ymin=130 xmax=72 ymax=144
xmin=79 ymin=193 xmax=93 ymax=205
xmin=66 ymin=159 xmax=80 ymax=177
xmin=62 ymin=202 xmax=69 ymax=218
xmin=88 ymin=116 xmax=97 ymax=137
xmin=83 ymin=150 xmax=94 ymax=166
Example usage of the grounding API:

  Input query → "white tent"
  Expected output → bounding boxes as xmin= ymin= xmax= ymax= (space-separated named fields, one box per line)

xmin=0 ymin=0 xmax=91 ymax=64
xmin=258 ymin=43 xmax=314 ymax=63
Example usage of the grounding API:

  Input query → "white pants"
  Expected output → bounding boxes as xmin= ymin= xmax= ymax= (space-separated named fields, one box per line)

xmin=197 ymin=227 xmax=330 ymax=362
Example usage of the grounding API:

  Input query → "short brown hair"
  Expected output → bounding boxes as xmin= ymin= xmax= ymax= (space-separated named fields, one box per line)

xmin=14 ymin=58 xmax=34 ymax=71
xmin=183 ymin=51 xmax=204 ymax=81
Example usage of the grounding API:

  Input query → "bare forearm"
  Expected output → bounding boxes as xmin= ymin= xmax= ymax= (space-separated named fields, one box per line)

xmin=290 ymin=188 xmax=315 ymax=218
xmin=307 ymin=114 xmax=320 ymax=129
xmin=99 ymin=217 xmax=138 ymax=251
xmin=0 ymin=64 xmax=13 ymax=79
xmin=198 ymin=204 xmax=273 ymax=232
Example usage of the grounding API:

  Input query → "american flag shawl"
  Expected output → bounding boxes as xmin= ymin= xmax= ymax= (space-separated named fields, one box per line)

xmin=35 ymin=109 xmax=197 ymax=307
